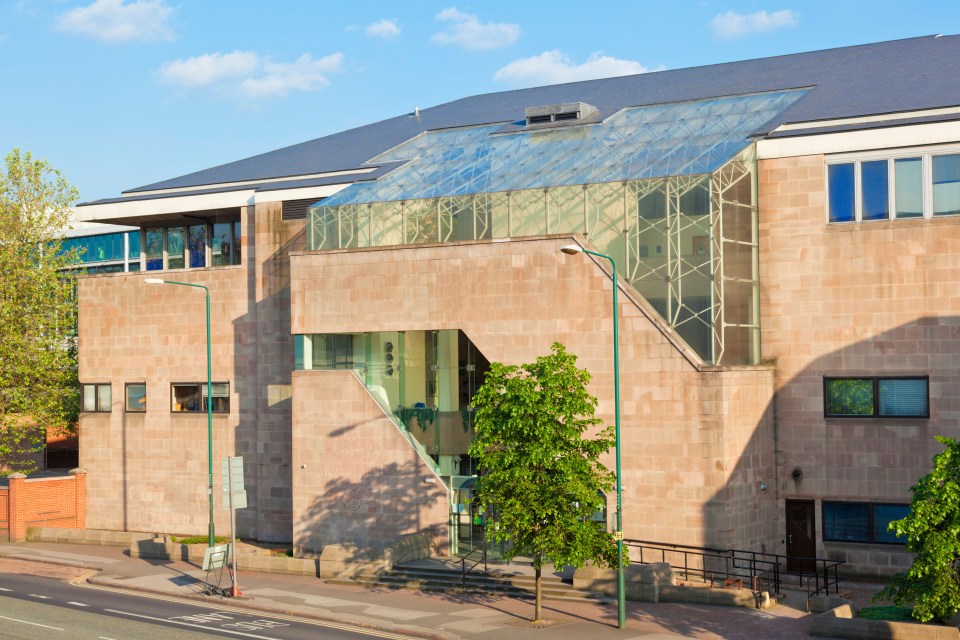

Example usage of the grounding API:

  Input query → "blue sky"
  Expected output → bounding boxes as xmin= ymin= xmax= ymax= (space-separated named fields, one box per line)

xmin=2 ymin=1 xmax=958 ymax=202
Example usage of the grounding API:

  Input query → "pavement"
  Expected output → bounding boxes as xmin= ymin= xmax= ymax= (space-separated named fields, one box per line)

xmin=0 ymin=539 xmax=819 ymax=640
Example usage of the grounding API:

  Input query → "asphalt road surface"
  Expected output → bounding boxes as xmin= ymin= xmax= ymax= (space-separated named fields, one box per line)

xmin=0 ymin=572 xmax=414 ymax=640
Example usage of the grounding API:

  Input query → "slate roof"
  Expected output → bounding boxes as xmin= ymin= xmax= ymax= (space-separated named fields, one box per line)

xmin=102 ymin=35 xmax=960 ymax=201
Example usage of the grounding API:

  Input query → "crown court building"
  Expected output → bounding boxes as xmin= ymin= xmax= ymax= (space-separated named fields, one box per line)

xmin=74 ymin=36 xmax=960 ymax=576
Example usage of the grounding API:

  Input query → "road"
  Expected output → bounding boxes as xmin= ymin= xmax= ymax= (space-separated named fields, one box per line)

xmin=0 ymin=573 xmax=414 ymax=640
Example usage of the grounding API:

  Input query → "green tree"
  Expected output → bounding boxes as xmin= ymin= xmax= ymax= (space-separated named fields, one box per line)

xmin=0 ymin=149 xmax=80 ymax=474
xmin=467 ymin=342 xmax=621 ymax=624
xmin=876 ymin=436 xmax=960 ymax=623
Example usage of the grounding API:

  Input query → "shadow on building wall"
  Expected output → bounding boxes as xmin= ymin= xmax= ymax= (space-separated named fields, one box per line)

xmin=701 ymin=316 xmax=959 ymax=575
xmin=297 ymin=416 xmax=446 ymax=557
xmin=229 ymin=215 xmax=305 ymax=542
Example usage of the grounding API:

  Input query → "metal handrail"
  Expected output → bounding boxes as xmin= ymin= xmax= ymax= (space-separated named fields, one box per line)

xmin=459 ymin=538 xmax=488 ymax=584
xmin=625 ymin=539 xmax=845 ymax=597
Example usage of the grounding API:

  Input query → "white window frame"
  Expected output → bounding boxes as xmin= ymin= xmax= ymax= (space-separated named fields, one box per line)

xmin=825 ymin=143 xmax=960 ymax=224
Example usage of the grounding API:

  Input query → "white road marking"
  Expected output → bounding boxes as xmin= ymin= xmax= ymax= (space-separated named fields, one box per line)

xmin=28 ymin=593 xmax=51 ymax=599
xmin=0 ymin=587 xmax=12 ymax=592
xmin=105 ymin=610 xmax=282 ymax=640
xmin=0 ymin=614 xmax=64 ymax=630
xmin=67 ymin=601 xmax=90 ymax=607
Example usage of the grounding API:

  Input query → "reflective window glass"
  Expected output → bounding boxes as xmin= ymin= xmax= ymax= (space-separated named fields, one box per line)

xmin=167 ymin=227 xmax=185 ymax=270
xmin=878 ymin=378 xmax=929 ymax=417
xmin=824 ymin=378 xmax=873 ymax=416
xmin=145 ymin=229 xmax=163 ymax=271
xmin=861 ymin=160 xmax=889 ymax=220
xmin=125 ymin=384 xmax=146 ymax=412
xmin=895 ymin=158 xmax=923 ymax=219
xmin=828 ymin=164 xmax=855 ymax=222
xmin=212 ymin=222 xmax=232 ymax=267
xmin=933 ymin=154 xmax=960 ymax=216
xmin=189 ymin=225 xmax=206 ymax=268
xmin=823 ymin=502 xmax=869 ymax=542
xmin=233 ymin=221 xmax=241 ymax=264
xmin=873 ymin=504 xmax=909 ymax=544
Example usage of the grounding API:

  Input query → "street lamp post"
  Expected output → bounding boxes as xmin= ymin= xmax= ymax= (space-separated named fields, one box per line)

xmin=145 ymin=278 xmax=215 ymax=548
xmin=559 ymin=243 xmax=626 ymax=630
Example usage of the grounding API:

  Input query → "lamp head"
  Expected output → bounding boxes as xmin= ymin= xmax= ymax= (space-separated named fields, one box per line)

xmin=560 ymin=244 xmax=582 ymax=255
xmin=144 ymin=278 xmax=165 ymax=285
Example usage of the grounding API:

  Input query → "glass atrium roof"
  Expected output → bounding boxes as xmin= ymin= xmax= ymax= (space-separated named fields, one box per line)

xmin=320 ymin=89 xmax=806 ymax=207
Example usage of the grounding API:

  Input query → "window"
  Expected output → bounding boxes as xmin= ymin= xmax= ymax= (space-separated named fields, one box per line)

xmin=826 ymin=150 xmax=960 ymax=223
xmin=171 ymin=382 xmax=229 ymax=413
xmin=933 ymin=153 xmax=960 ymax=216
xmin=125 ymin=383 xmax=146 ymax=412
xmin=824 ymin=376 xmax=928 ymax=418
xmin=138 ymin=221 xmax=240 ymax=272
xmin=82 ymin=383 xmax=111 ymax=412
xmin=823 ymin=501 xmax=909 ymax=544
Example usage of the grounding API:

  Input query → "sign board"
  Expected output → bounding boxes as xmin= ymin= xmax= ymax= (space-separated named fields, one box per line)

xmin=221 ymin=456 xmax=246 ymax=510
xmin=202 ymin=544 xmax=230 ymax=571
xmin=225 ymin=490 xmax=247 ymax=510
xmin=221 ymin=456 xmax=245 ymax=492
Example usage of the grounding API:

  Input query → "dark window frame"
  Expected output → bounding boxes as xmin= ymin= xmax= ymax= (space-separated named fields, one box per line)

xmin=170 ymin=382 xmax=230 ymax=414
xmin=125 ymin=383 xmax=147 ymax=413
xmin=81 ymin=383 xmax=112 ymax=413
xmin=822 ymin=500 xmax=910 ymax=545
xmin=823 ymin=376 xmax=929 ymax=419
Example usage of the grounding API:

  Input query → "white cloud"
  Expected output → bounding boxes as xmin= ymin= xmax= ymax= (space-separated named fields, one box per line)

xmin=366 ymin=18 xmax=400 ymax=39
xmin=431 ymin=8 xmax=519 ymax=51
xmin=242 ymin=53 xmax=344 ymax=99
xmin=494 ymin=50 xmax=651 ymax=87
xmin=157 ymin=51 xmax=259 ymax=87
xmin=157 ymin=50 xmax=344 ymax=100
xmin=711 ymin=9 xmax=798 ymax=39
xmin=55 ymin=0 xmax=176 ymax=43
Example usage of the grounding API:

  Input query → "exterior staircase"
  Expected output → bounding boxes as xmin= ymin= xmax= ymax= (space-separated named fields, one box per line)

xmin=327 ymin=562 xmax=612 ymax=603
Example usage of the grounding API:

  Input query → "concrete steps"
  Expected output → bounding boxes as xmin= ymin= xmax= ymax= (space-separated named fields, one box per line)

xmin=328 ymin=564 xmax=613 ymax=603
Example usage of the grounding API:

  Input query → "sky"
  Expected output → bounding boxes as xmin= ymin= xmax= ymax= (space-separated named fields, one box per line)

xmin=2 ymin=1 xmax=959 ymax=203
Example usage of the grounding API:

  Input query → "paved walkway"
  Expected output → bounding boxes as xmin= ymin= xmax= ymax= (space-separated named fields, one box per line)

xmin=0 ymin=540 xmax=817 ymax=639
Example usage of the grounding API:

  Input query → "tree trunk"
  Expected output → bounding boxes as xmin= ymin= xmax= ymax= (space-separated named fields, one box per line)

xmin=534 ymin=564 xmax=542 ymax=623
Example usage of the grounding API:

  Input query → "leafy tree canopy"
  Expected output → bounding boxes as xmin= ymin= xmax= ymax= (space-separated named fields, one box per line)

xmin=0 ymin=149 xmax=80 ymax=474
xmin=876 ymin=436 xmax=960 ymax=623
xmin=468 ymin=342 xmax=621 ymax=621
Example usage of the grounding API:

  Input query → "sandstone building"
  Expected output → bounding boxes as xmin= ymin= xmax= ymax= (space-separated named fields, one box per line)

xmin=74 ymin=36 xmax=960 ymax=576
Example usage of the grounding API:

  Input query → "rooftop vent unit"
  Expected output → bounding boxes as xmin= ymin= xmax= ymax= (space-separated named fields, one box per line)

xmin=525 ymin=102 xmax=598 ymax=127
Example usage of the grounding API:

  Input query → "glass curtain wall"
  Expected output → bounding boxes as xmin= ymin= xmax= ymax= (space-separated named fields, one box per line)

xmin=296 ymin=330 xmax=489 ymax=475
xmin=308 ymin=149 xmax=759 ymax=364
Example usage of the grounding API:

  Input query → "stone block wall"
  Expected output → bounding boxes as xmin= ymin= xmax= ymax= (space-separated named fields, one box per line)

xmin=759 ymin=154 xmax=960 ymax=573
xmin=290 ymin=235 xmax=777 ymax=553
xmin=77 ymin=203 xmax=305 ymax=543
xmin=291 ymin=370 xmax=449 ymax=555
xmin=78 ymin=265 xmax=247 ymax=537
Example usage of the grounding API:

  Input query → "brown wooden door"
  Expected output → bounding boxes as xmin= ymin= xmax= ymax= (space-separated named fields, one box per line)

xmin=785 ymin=500 xmax=816 ymax=573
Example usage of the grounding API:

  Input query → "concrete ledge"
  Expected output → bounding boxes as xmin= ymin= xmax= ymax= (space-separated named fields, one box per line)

xmin=811 ymin=605 xmax=960 ymax=639
xmin=659 ymin=584 xmax=766 ymax=609
xmin=810 ymin=594 xmax=855 ymax=614
xmin=573 ymin=562 xmax=674 ymax=593
xmin=130 ymin=540 xmax=206 ymax=562
xmin=319 ymin=543 xmax=393 ymax=579
xmin=240 ymin=554 xmax=318 ymax=577
xmin=28 ymin=527 xmax=156 ymax=547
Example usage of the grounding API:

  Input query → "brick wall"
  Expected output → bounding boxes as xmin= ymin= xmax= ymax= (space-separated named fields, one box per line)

xmin=1 ymin=470 xmax=86 ymax=542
